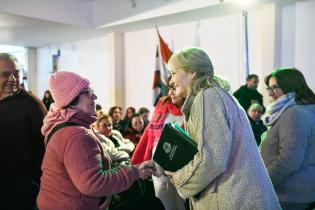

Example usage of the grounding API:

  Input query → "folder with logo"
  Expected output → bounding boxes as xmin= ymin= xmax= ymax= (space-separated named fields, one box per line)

xmin=153 ymin=123 xmax=198 ymax=171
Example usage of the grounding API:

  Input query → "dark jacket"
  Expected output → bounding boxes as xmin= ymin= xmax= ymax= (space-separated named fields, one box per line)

xmin=113 ymin=120 xmax=127 ymax=135
xmin=124 ymin=128 xmax=143 ymax=147
xmin=248 ymin=117 xmax=267 ymax=146
xmin=42 ymin=97 xmax=54 ymax=111
xmin=233 ymin=85 xmax=264 ymax=112
xmin=0 ymin=89 xmax=47 ymax=183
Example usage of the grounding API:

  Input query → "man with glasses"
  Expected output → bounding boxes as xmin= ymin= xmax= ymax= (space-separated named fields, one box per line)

xmin=0 ymin=53 xmax=47 ymax=210
xmin=233 ymin=74 xmax=265 ymax=112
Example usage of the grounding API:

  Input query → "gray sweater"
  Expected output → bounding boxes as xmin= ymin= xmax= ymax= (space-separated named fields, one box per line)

xmin=171 ymin=87 xmax=280 ymax=210
xmin=260 ymin=104 xmax=315 ymax=203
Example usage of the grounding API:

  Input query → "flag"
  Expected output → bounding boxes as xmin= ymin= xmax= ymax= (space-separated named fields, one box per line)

xmin=152 ymin=28 xmax=173 ymax=106
xmin=152 ymin=46 xmax=162 ymax=106
xmin=157 ymin=29 xmax=172 ymax=86
xmin=157 ymin=30 xmax=172 ymax=64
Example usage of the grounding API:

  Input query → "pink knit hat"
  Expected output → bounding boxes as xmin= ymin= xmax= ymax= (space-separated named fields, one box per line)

xmin=49 ymin=71 xmax=90 ymax=108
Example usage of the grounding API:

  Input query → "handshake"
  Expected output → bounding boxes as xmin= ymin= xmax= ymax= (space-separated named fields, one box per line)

xmin=134 ymin=160 xmax=157 ymax=180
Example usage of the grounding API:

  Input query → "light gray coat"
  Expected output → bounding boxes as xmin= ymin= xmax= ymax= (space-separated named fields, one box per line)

xmin=171 ymin=87 xmax=280 ymax=210
xmin=260 ymin=104 xmax=315 ymax=203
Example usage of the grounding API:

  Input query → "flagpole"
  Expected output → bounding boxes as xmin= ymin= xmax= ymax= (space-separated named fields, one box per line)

xmin=242 ymin=9 xmax=250 ymax=78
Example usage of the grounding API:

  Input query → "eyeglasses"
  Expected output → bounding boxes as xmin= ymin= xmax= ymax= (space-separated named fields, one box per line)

xmin=0 ymin=70 xmax=19 ymax=79
xmin=266 ymin=85 xmax=280 ymax=93
xmin=79 ymin=88 xmax=94 ymax=96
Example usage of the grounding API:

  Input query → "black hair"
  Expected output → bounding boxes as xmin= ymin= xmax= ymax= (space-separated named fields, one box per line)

xmin=265 ymin=67 xmax=315 ymax=104
xmin=246 ymin=74 xmax=258 ymax=81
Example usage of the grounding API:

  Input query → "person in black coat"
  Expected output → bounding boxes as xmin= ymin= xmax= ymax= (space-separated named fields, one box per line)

xmin=234 ymin=74 xmax=264 ymax=112
xmin=42 ymin=90 xmax=54 ymax=110
xmin=247 ymin=103 xmax=267 ymax=146
xmin=0 ymin=53 xmax=47 ymax=210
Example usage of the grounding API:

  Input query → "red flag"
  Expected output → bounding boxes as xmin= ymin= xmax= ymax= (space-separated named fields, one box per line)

xmin=152 ymin=27 xmax=173 ymax=106
xmin=152 ymin=46 xmax=162 ymax=106
xmin=157 ymin=30 xmax=173 ymax=64
xmin=156 ymin=27 xmax=173 ymax=88
xmin=153 ymin=46 xmax=161 ymax=89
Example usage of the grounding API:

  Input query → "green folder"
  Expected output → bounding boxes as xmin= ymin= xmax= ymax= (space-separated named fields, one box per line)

xmin=153 ymin=123 xmax=198 ymax=171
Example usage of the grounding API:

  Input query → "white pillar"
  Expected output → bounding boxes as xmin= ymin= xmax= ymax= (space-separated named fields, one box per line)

xmin=26 ymin=48 xmax=38 ymax=94
xmin=260 ymin=2 xmax=281 ymax=106
xmin=107 ymin=32 xmax=125 ymax=108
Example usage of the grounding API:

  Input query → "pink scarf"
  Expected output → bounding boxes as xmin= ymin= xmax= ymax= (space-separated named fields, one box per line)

xmin=41 ymin=107 xmax=96 ymax=144
xmin=131 ymin=97 xmax=182 ymax=164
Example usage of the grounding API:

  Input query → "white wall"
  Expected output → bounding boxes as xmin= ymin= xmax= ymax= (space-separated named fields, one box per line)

xmin=34 ymin=47 xmax=51 ymax=98
xmin=36 ymin=37 xmax=110 ymax=111
xmin=280 ymin=4 xmax=295 ymax=67
xmin=32 ymin=0 xmax=315 ymax=115
xmin=278 ymin=0 xmax=315 ymax=90
xmin=124 ymin=11 xmax=264 ymax=112
xmin=294 ymin=0 xmax=315 ymax=90
xmin=124 ymin=28 xmax=157 ymax=113
xmin=124 ymin=1 xmax=315 ymax=110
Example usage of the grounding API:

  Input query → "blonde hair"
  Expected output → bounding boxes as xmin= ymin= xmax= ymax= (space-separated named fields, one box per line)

xmin=96 ymin=114 xmax=112 ymax=127
xmin=96 ymin=110 xmax=105 ymax=118
xmin=168 ymin=47 xmax=230 ymax=95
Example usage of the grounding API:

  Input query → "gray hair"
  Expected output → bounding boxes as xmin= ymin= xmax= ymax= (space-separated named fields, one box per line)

xmin=0 ymin=53 xmax=19 ymax=70
xmin=168 ymin=47 xmax=230 ymax=95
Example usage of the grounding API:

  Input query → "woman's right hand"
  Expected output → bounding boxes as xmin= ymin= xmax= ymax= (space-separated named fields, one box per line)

xmin=134 ymin=160 xmax=156 ymax=180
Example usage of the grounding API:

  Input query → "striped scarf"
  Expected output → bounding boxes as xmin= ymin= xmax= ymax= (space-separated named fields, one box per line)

xmin=131 ymin=97 xmax=182 ymax=164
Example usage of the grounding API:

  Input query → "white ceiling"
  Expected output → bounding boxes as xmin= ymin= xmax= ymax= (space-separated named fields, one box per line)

xmin=0 ymin=0 xmax=266 ymax=47
xmin=0 ymin=13 xmax=105 ymax=47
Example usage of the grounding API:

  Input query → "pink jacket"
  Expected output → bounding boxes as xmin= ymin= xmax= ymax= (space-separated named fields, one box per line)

xmin=37 ymin=109 xmax=139 ymax=210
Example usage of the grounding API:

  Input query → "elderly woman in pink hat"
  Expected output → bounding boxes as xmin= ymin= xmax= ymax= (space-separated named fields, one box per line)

xmin=37 ymin=71 xmax=155 ymax=210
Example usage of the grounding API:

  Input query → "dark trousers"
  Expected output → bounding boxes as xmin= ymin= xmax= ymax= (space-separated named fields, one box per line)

xmin=0 ymin=175 xmax=39 ymax=210
xmin=280 ymin=201 xmax=310 ymax=210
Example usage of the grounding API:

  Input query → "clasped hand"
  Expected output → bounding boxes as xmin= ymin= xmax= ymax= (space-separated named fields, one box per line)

xmin=135 ymin=160 xmax=157 ymax=180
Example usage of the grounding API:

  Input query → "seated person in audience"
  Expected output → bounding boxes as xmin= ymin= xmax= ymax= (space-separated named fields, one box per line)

xmin=92 ymin=115 xmax=133 ymax=165
xmin=247 ymin=103 xmax=267 ymax=146
xmin=93 ymin=114 xmax=135 ymax=156
xmin=109 ymin=106 xmax=126 ymax=134
xmin=124 ymin=113 xmax=144 ymax=147
xmin=123 ymin=106 xmax=136 ymax=123
xmin=96 ymin=110 xmax=105 ymax=118
xmin=138 ymin=107 xmax=150 ymax=129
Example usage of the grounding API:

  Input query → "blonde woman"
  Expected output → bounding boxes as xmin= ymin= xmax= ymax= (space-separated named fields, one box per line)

xmin=164 ymin=47 xmax=280 ymax=210
xmin=92 ymin=114 xmax=134 ymax=164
